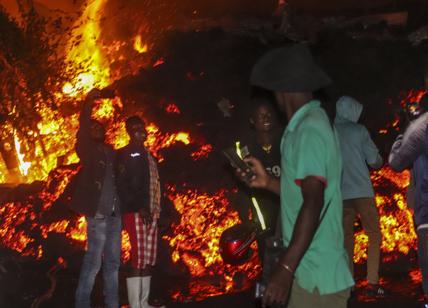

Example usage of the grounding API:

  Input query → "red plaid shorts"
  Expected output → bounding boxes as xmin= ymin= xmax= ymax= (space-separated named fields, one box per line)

xmin=122 ymin=212 xmax=158 ymax=269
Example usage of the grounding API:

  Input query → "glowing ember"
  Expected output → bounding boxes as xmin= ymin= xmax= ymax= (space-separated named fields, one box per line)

xmin=378 ymin=89 xmax=427 ymax=135
xmin=191 ymin=144 xmax=213 ymax=160
xmin=134 ymin=35 xmax=148 ymax=54
xmin=352 ymin=167 xmax=416 ymax=263
xmin=144 ymin=123 xmax=191 ymax=161
xmin=165 ymin=186 xmax=261 ymax=301
xmin=166 ymin=103 xmax=181 ymax=114
xmin=400 ymin=89 xmax=427 ymax=107
xmin=0 ymin=165 xmax=131 ymax=262
xmin=153 ymin=58 xmax=165 ymax=67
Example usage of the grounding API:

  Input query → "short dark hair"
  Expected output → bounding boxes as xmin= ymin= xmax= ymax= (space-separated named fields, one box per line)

xmin=249 ymin=97 xmax=274 ymax=117
xmin=125 ymin=115 xmax=145 ymax=131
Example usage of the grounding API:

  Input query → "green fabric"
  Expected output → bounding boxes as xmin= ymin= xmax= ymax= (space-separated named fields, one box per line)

xmin=280 ymin=100 xmax=354 ymax=295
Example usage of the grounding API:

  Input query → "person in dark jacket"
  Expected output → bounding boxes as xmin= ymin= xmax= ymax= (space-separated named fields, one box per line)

xmin=389 ymin=93 xmax=428 ymax=305
xmin=71 ymin=88 xmax=122 ymax=308
xmin=116 ymin=116 xmax=164 ymax=308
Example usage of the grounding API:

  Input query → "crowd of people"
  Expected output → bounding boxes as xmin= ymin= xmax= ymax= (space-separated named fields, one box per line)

xmin=234 ymin=44 xmax=428 ymax=308
xmin=69 ymin=43 xmax=428 ymax=308
xmin=71 ymin=88 xmax=165 ymax=308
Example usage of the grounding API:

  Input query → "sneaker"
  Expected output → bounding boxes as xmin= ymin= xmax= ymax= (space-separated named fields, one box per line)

xmin=365 ymin=284 xmax=388 ymax=297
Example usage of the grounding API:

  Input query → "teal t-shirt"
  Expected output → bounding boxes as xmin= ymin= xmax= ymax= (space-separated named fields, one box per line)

xmin=280 ymin=100 xmax=354 ymax=295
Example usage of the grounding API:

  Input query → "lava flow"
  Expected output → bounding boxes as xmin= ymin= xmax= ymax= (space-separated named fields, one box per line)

xmin=0 ymin=0 xmax=424 ymax=303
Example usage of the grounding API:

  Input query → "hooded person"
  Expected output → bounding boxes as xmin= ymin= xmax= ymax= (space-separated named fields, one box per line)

xmin=334 ymin=96 xmax=385 ymax=297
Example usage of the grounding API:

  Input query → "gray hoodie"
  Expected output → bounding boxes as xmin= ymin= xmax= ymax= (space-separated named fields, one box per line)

xmin=334 ymin=96 xmax=383 ymax=200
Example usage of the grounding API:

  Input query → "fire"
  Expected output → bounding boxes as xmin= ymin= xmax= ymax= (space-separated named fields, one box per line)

xmin=166 ymin=103 xmax=181 ymax=114
xmin=69 ymin=216 xmax=87 ymax=242
xmin=134 ymin=35 xmax=148 ymax=54
xmin=0 ymin=165 xmax=131 ymax=262
xmin=191 ymin=144 xmax=213 ymax=160
xmin=144 ymin=123 xmax=191 ymax=161
xmin=13 ymin=133 xmax=31 ymax=177
xmin=1 ymin=0 xmax=421 ymax=302
xmin=378 ymin=89 xmax=427 ymax=135
xmin=165 ymin=186 xmax=261 ymax=301
xmin=63 ymin=0 xmax=110 ymax=96
xmin=400 ymin=89 xmax=427 ymax=107
xmin=352 ymin=167 xmax=416 ymax=263
xmin=0 ymin=0 xmax=255 ymax=302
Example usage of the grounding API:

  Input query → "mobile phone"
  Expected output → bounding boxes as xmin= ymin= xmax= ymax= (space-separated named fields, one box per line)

xmin=222 ymin=148 xmax=255 ymax=181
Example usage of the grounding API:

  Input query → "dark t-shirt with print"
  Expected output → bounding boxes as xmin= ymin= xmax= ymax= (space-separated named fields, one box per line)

xmin=233 ymin=130 xmax=282 ymax=235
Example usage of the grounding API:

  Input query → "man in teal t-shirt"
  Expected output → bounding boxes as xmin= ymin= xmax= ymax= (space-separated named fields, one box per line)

xmin=239 ymin=45 xmax=354 ymax=307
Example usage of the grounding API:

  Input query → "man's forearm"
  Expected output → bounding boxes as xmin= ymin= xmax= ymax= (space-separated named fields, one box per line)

xmin=278 ymin=178 xmax=324 ymax=272
xmin=279 ymin=200 xmax=322 ymax=272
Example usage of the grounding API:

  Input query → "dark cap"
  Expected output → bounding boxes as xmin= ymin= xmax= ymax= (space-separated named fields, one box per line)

xmin=250 ymin=44 xmax=331 ymax=92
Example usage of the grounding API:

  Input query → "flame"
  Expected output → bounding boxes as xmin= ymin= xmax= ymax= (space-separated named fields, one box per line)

xmin=400 ymin=89 xmax=428 ymax=107
xmin=353 ymin=167 xmax=416 ymax=263
xmin=134 ymin=35 xmax=148 ymax=54
xmin=69 ymin=216 xmax=87 ymax=242
xmin=13 ymin=133 xmax=31 ymax=176
xmin=0 ymin=1 xmax=249 ymax=303
xmin=378 ymin=89 xmax=427 ymax=135
xmin=63 ymin=0 xmax=110 ymax=97
xmin=165 ymin=186 xmax=261 ymax=301
xmin=191 ymin=144 xmax=213 ymax=160
xmin=8 ymin=0 xmax=424 ymax=302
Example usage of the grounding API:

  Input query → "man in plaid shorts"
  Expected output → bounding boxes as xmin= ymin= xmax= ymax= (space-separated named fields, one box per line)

xmin=116 ymin=116 xmax=164 ymax=308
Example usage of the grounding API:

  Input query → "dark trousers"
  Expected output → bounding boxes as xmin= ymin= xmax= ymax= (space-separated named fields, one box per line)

xmin=417 ymin=227 xmax=428 ymax=297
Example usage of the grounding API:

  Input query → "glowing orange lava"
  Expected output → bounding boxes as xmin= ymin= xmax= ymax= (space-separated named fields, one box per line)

xmin=352 ymin=167 xmax=416 ymax=263
xmin=165 ymin=186 xmax=261 ymax=301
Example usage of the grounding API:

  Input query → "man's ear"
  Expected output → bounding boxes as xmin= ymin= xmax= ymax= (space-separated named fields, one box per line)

xmin=249 ymin=117 xmax=255 ymax=126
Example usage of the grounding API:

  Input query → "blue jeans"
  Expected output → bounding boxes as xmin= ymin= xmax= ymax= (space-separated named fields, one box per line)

xmin=418 ymin=227 xmax=428 ymax=298
xmin=75 ymin=214 xmax=122 ymax=308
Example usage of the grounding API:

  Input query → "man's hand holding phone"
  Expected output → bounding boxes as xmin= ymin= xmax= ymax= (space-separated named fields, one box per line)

xmin=236 ymin=156 xmax=280 ymax=195
xmin=236 ymin=156 xmax=268 ymax=188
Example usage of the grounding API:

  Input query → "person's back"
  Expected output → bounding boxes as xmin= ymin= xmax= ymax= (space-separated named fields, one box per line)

xmin=335 ymin=95 xmax=385 ymax=296
xmin=335 ymin=96 xmax=382 ymax=200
